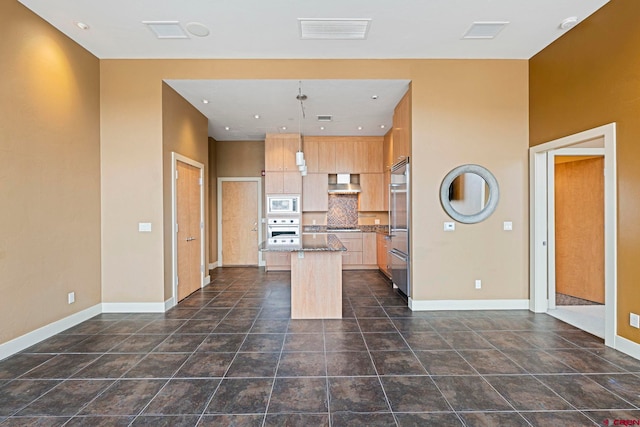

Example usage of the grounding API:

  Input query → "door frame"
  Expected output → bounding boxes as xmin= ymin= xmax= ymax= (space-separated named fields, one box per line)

xmin=171 ymin=153 xmax=205 ymax=306
xmin=217 ymin=177 xmax=264 ymax=267
xmin=529 ymin=123 xmax=617 ymax=346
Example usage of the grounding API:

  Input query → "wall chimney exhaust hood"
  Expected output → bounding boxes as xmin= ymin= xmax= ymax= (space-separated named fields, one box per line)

xmin=328 ymin=173 xmax=361 ymax=194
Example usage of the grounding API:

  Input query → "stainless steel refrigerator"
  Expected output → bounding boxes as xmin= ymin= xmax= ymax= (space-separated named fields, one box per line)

xmin=389 ymin=158 xmax=410 ymax=297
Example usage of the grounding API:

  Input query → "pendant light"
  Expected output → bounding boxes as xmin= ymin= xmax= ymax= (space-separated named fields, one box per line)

xmin=295 ymin=82 xmax=307 ymax=169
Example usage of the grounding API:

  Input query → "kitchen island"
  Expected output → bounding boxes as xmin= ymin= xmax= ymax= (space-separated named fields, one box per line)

xmin=260 ymin=234 xmax=346 ymax=319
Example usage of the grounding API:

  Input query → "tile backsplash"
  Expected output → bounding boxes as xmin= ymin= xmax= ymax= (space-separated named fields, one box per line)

xmin=327 ymin=194 xmax=358 ymax=228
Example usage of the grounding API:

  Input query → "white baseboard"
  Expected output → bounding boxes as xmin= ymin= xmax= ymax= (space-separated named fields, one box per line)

xmin=102 ymin=302 xmax=167 ymax=313
xmin=614 ymin=335 xmax=640 ymax=361
xmin=164 ymin=297 xmax=176 ymax=311
xmin=208 ymin=262 xmax=218 ymax=270
xmin=204 ymin=275 xmax=211 ymax=286
xmin=0 ymin=304 xmax=102 ymax=361
xmin=409 ymin=299 xmax=530 ymax=311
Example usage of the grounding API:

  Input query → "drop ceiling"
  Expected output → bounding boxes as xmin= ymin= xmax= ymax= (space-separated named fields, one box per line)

xmin=18 ymin=0 xmax=609 ymax=140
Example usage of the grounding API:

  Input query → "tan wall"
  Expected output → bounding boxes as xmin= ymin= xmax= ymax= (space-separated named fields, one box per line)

xmin=162 ymin=83 xmax=209 ymax=301
xmin=216 ymin=140 xmax=265 ymax=177
xmin=530 ymin=0 xmax=640 ymax=343
xmin=99 ymin=59 xmax=529 ymax=304
xmin=0 ymin=2 xmax=101 ymax=344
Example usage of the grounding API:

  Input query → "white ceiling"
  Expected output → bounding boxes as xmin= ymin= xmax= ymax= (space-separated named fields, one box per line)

xmin=18 ymin=0 xmax=608 ymax=140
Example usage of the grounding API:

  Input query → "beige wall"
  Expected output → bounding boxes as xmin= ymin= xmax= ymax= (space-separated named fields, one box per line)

xmin=162 ymin=83 xmax=209 ymax=301
xmin=216 ymin=140 xmax=265 ymax=178
xmin=0 ymin=2 xmax=101 ymax=344
xmin=99 ymin=59 xmax=529 ymax=304
xmin=208 ymin=137 xmax=218 ymax=265
xmin=530 ymin=0 xmax=640 ymax=343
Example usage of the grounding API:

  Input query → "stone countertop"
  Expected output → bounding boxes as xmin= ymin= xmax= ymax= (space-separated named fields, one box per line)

xmin=259 ymin=234 xmax=346 ymax=252
xmin=302 ymin=225 xmax=389 ymax=234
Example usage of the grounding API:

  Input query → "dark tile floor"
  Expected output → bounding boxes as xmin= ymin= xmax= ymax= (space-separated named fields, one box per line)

xmin=1 ymin=268 xmax=639 ymax=426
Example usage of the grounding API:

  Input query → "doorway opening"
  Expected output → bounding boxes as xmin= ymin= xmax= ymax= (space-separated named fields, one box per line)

xmin=529 ymin=123 xmax=617 ymax=347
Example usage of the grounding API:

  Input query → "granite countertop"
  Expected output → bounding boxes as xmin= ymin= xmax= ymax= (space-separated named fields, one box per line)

xmin=260 ymin=234 xmax=346 ymax=252
xmin=303 ymin=225 xmax=389 ymax=234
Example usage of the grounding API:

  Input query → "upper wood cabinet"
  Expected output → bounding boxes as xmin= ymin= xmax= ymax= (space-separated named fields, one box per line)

xmin=383 ymin=128 xmax=394 ymax=171
xmin=265 ymin=133 xmax=299 ymax=172
xmin=392 ymin=89 xmax=411 ymax=164
xmin=303 ymin=137 xmax=336 ymax=173
xmin=302 ymin=173 xmax=328 ymax=211
xmin=359 ymin=173 xmax=385 ymax=211
xmin=305 ymin=136 xmax=382 ymax=174
xmin=265 ymin=171 xmax=302 ymax=194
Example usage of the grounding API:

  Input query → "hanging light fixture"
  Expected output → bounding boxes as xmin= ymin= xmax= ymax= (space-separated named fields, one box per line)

xmin=295 ymin=82 xmax=307 ymax=168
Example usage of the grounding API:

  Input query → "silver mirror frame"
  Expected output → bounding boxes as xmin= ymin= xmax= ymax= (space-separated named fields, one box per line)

xmin=440 ymin=164 xmax=499 ymax=224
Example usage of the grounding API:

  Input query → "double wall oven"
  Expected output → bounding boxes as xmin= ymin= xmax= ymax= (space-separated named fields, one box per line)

xmin=267 ymin=217 xmax=300 ymax=245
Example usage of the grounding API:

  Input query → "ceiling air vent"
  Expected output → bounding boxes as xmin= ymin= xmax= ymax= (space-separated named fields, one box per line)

xmin=299 ymin=19 xmax=371 ymax=40
xmin=317 ymin=115 xmax=333 ymax=122
xmin=462 ymin=22 xmax=509 ymax=39
xmin=143 ymin=21 xmax=189 ymax=39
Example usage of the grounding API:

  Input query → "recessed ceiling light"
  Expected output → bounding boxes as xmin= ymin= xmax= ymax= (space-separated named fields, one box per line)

xmin=254 ymin=114 xmax=260 ymax=119
xmin=371 ymin=95 xmax=378 ymax=100
xmin=281 ymin=126 xmax=287 ymax=130
xmin=224 ymin=126 xmax=230 ymax=131
xmin=462 ymin=22 xmax=509 ymax=39
xmin=559 ymin=16 xmax=579 ymax=30
xmin=143 ymin=21 xmax=188 ymax=39
xmin=202 ymin=99 xmax=209 ymax=104
xmin=357 ymin=126 xmax=363 ymax=131
xmin=185 ymin=22 xmax=210 ymax=37
xmin=380 ymin=125 xmax=386 ymax=129
xmin=320 ymin=126 xmax=325 ymax=131
xmin=75 ymin=22 xmax=90 ymax=30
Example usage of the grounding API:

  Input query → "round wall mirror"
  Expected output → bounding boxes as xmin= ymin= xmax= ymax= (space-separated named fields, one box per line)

xmin=440 ymin=164 xmax=499 ymax=224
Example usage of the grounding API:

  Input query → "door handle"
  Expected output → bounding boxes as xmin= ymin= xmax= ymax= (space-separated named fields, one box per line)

xmin=186 ymin=237 xmax=195 ymax=242
xmin=251 ymin=222 xmax=258 ymax=232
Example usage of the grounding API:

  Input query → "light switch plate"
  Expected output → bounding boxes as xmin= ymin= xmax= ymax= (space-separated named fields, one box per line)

xmin=444 ymin=222 xmax=455 ymax=231
xmin=630 ymin=313 xmax=640 ymax=328
xmin=138 ymin=222 xmax=152 ymax=232
xmin=503 ymin=221 xmax=513 ymax=231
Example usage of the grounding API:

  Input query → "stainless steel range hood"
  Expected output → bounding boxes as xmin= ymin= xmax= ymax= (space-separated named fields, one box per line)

xmin=328 ymin=174 xmax=361 ymax=194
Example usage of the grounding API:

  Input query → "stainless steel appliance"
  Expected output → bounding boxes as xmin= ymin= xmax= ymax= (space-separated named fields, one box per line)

xmin=267 ymin=195 xmax=300 ymax=215
xmin=389 ymin=158 xmax=410 ymax=297
xmin=267 ymin=217 xmax=300 ymax=245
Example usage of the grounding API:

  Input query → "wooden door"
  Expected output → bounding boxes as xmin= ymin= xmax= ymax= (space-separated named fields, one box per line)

xmin=221 ymin=181 xmax=259 ymax=265
xmin=555 ymin=156 xmax=604 ymax=303
xmin=177 ymin=161 xmax=202 ymax=301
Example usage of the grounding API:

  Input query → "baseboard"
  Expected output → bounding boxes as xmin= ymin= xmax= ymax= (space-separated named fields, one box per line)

xmin=614 ymin=335 xmax=640 ymax=361
xmin=208 ymin=262 xmax=218 ymax=270
xmin=102 ymin=302 xmax=167 ymax=313
xmin=409 ymin=299 xmax=530 ymax=311
xmin=0 ymin=304 xmax=102 ymax=361
xmin=164 ymin=297 xmax=176 ymax=311
xmin=204 ymin=275 xmax=211 ymax=286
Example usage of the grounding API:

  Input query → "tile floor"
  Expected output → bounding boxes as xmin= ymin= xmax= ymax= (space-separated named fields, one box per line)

xmin=1 ymin=268 xmax=639 ymax=426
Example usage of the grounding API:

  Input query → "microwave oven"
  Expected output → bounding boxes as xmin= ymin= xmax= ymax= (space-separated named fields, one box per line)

xmin=267 ymin=195 xmax=300 ymax=215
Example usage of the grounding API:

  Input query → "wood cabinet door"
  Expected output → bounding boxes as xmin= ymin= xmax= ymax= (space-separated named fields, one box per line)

xmin=303 ymin=137 xmax=319 ymax=173
xmin=364 ymin=138 xmax=383 ymax=173
xmin=302 ymin=173 xmax=328 ymax=211
xmin=359 ymin=173 xmax=385 ymax=211
xmin=383 ymin=171 xmax=390 ymax=212
xmin=318 ymin=139 xmax=336 ymax=173
xmin=334 ymin=140 xmax=355 ymax=173
xmin=265 ymin=171 xmax=283 ymax=194
xmin=362 ymin=233 xmax=377 ymax=265
xmin=376 ymin=233 xmax=387 ymax=271
xmin=281 ymin=134 xmax=300 ymax=171
xmin=265 ymin=135 xmax=283 ymax=171
xmin=392 ymin=90 xmax=411 ymax=163
xmin=282 ymin=172 xmax=302 ymax=194
xmin=383 ymin=129 xmax=393 ymax=171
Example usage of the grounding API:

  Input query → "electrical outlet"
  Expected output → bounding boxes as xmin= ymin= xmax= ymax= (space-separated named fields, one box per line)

xmin=630 ymin=313 xmax=640 ymax=328
xmin=503 ymin=221 xmax=513 ymax=231
xmin=444 ymin=222 xmax=455 ymax=231
xmin=475 ymin=280 xmax=482 ymax=289
xmin=312 ymin=219 xmax=316 ymax=225
xmin=68 ymin=292 xmax=75 ymax=304
xmin=374 ymin=219 xmax=380 ymax=225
